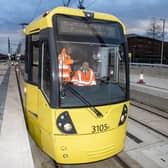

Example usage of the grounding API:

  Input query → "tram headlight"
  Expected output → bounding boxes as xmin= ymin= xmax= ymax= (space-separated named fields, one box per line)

xmin=64 ymin=123 xmax=73 ymax=132
xmin=57 ymin=111 xmax=77 ymax=134
xmin=119 ymin=104 xmax=128 ymax=126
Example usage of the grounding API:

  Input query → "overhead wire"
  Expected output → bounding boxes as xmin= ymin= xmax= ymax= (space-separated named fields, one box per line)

xmin=30 ymin=0 xmax=43 ymax=22
xmin=78 ymin=0 xmax=85 ymax=9
xmin=29 ymin=0 xmax=97 ymax=23
xmin=63 ymin=0 xmax=71 ymax=7
xmin=85 ymin=0 xmax=97 ymax=9
xmin=70 ymin=0 xmax=78 ymax=8
xmin=71 ymin=0 xmax=97 ymax=9
xmin=67 ymin=0 xmax=85 ymax=9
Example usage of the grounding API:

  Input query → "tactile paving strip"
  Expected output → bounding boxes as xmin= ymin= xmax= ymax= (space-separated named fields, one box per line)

xmin=0 ymin=67 xmax=10 ymax=132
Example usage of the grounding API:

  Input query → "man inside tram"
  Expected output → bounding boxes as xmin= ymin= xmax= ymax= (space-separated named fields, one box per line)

xmin=71 ymin=62 xmax=96 ymax=86
xmin=58 ymin=47 xmax=74 ymax=82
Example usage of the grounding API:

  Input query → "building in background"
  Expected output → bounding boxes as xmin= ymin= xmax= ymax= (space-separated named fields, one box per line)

xmin=0 ymin=53 xmax=8 ymax=60
xmin=127 ymin=34 xmax=168 ymax=64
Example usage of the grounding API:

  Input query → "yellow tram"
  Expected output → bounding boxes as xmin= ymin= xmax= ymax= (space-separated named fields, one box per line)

xmin=23 ymin=7 xmax=129 ymax=164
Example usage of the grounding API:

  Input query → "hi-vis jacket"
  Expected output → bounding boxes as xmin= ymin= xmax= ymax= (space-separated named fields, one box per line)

xmin=71 ymin=69 xmax=96 ymax=86
xmin=58 ymin=48 xmax=74 ymax=82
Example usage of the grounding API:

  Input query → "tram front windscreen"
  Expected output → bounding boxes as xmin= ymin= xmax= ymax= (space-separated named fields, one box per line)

xmin=54 ymin=15 xmax=128 ymax=108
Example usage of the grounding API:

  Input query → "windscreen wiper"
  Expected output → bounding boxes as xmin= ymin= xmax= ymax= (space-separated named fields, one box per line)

xmin=65 ymin=84 xmax=103 ymax=117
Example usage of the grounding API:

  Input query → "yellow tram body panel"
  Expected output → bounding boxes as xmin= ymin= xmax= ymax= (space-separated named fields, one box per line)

xmin=48 ymin=125 xmax=127 ymax=164
xmin=24 ymin=83 xmax=129 ymax=163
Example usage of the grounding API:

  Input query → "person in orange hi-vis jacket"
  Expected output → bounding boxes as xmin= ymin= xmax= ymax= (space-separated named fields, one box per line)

xmin=71 ymin=62 xmax=96 ymax=86
xmin=58 ymin=48 xmax=74 ymax=82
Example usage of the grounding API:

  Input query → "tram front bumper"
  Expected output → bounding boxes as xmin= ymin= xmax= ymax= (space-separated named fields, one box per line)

xmin=53 ymin=125 xmax=126 ymax=164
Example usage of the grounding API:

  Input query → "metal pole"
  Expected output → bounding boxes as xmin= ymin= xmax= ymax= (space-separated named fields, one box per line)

xmin=8 ymin=37 xmax=10 ymax=55
xmin=78 ymin=0 xmax=85 ymax=9
xmin=160 ymin=18 xmax=165 ymax=64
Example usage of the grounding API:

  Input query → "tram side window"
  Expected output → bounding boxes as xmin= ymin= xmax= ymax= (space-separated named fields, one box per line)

xmin=41 ymin=42 xmax=51 ymax=101
xmin=31 ymin=34 xmax=39 ymax=84
xmin=25 ymin=36 xmax=29 ymax=79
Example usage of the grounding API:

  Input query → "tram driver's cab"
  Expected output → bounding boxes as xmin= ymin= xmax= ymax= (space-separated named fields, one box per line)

xmin=53 ymin=14 xmax=128 ymax=108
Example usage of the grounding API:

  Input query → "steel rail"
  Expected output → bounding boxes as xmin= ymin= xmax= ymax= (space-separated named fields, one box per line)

xmin=129 ymin=116 xmax=168 ymax=139
xmin=130 ymin=102 xmax=168 ymax=120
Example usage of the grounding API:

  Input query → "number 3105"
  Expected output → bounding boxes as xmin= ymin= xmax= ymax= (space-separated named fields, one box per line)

xmin=92 ymin=124 xmax=109 ymax=133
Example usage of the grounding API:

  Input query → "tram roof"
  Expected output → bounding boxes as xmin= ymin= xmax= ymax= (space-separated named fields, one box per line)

xmin=24 ymin=7 xmax=126 ymax=35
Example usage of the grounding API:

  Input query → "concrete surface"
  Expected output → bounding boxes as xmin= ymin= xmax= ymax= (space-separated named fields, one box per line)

xmin=130 ymin=64 xmax=168 ymax=112
xmin=0 ymin=66 xmax=34 ymax=168
xmin=125 ymin=117 xmax=168 ymax=168
xmin=0 ymin=66 xmax=10 ymax=131
xmin=130 ymin=63 xmax=168 ymax=79
xmin=130 ymin=64 xmax=168 ymax=89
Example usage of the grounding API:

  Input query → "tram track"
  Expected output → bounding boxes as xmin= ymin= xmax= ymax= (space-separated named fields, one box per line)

xmin=55 ymin=151 xmax=143 ymax=168
xmin=130 ymin=101 xmax=168 ymax=120
xmin=129 ymin=101 xmax=168 ymax=139
xmin=55 ymin=154 xmax=138 ymax=168
xmin=126 ymin=131 xmax=143 ymax=144
xmin=128 ymin=116 xmax=168 ymax=139
xmin=113 ymin=155 xmax=134 ymax=168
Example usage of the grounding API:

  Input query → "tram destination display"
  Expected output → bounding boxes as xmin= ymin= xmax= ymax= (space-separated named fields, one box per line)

xmin=57 ymin=16 xmax=122 ymax=40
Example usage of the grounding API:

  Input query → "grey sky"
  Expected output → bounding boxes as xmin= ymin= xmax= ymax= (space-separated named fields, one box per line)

xmin=0 ymin=0 xmax=167 ymax=54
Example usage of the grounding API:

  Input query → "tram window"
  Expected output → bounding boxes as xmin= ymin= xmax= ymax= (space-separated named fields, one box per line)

xmin=56 ymin=41 xmax=127 ymax=107
xmin=41 ymin=41 xmax=51 ymax=101
xmin=25 ymin=36 xmax=29 ymax=79
xmin=31 ymin=34 xmax=39 ymax=84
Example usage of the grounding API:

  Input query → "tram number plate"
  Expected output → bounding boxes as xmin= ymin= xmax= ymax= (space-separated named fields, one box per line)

xmin=92 ymin=124 xmax=109 ymax=133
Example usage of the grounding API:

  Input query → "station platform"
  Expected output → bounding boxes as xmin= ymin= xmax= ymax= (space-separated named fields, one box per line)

xmin=130 ymin=65 xmax=168 ymax=112
xmin=0 ymin=66 xmax=34 ymax=168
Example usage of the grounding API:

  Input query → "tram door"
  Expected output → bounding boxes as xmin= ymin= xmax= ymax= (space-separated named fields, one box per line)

xmin=25 ymin=34 xmax=40 ymax=144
